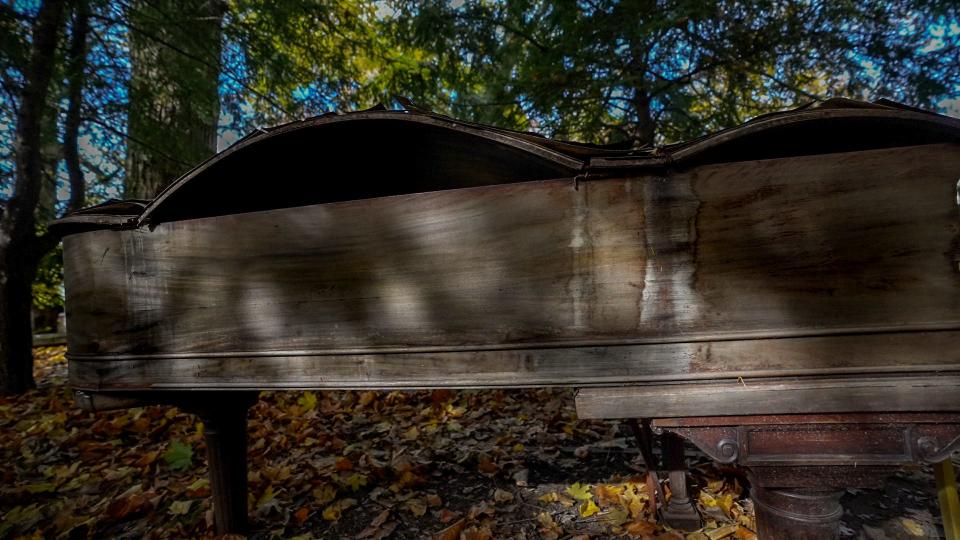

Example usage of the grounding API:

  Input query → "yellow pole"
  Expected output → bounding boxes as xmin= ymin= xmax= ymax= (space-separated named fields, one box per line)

xmin=935 ymin=459 xmax=960 ymax=540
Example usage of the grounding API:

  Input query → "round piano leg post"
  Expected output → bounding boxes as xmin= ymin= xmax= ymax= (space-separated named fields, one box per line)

xmin=751 ymin=486 xmax=844 ymax=540
xmin=660 ymin=432 xmax=702 ymax=531
xmin=199 ymin=397 xmax=255 ymax=536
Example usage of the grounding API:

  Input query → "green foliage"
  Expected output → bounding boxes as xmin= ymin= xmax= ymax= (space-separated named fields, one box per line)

xmin=32 ymin=244 xmax=63 ymax=312
xmin=387 ymin=0 xmax=960 ymax=145
xmin=163 ymin=439 xmax=193 ymax=471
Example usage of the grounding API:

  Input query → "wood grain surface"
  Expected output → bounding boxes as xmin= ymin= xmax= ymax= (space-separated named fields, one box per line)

xmin=63 ymin=143 xmax=960 ymax=393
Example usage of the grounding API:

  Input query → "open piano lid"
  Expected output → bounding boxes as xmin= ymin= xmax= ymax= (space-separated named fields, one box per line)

xmin=52 ymin=98 xmax=960 ymax=235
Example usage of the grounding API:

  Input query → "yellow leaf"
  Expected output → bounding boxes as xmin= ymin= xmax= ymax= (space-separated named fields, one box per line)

xmin=566 ymin=482 xmax=592 ymax=501
xmin=539 ymin=492 xmax=561 ymax=503
xmin=900 ymin=518 xmax=925 ymax=536
xmin=344 ymin=473 xmax=367 ymax=491
xmin=706 ymin=523 xmax=738 ymax=540
xmin=298 ymin=391 xmax=318 ymax=411
xmin=256 ymin=486 xmax=275 ymax=509
xmin=312 ymin=484 xmax=337 ymax=506
xmin=187 ymin=478 xmax=209 ymax=491
xmin=168 ymin=500 xmax=192 ymax=516
xmin=322 ymin=498 xmax=356 ymax=521
xmin=602 ymin=507 xmax=630 ymax=526
xmin=595 ymin=484 xmax=624 ymax=506
xmin=402 ymin=426 xmax=420 ymax=440
xmin=717 ymin=493 xmax=734 ymax=516
xmin=579 ymin=499 xmax=600 ymax=518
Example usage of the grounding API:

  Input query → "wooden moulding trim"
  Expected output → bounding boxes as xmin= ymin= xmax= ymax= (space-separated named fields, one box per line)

xmin=68 ymin=356 xmax=960 ymax=391
xmin=63 ymin=322 xmax=960 ymax=361
xmin=69 ymin=365 xmax=960 ymax=391
xmin=136 ymin=112 xmax=586 ymax=227
xmin=649 ymin=413 xmax=960 ymax=427
xmin=575 ymin=375 xmax=960 ymax=419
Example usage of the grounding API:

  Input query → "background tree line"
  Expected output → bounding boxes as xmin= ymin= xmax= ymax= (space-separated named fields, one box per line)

xmin=1 ymin=0 xmax=958 ymax=394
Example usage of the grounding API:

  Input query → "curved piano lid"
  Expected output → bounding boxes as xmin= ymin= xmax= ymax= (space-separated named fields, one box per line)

xmin=52 ymin=98 xmax=960 ymax=235
xmin=49 ymin=199 xmax=150 ymax=234
xmin=135 ymin=110 xmax=593 ymax=226
xmin=589 ymin=97 xmax=960 ymax=170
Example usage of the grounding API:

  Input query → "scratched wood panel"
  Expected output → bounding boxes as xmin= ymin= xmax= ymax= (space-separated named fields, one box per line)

xmin=64 ymin=143 xmax=960 ymax=365
xmin=67 ymin=329 xmax=960 ymax=391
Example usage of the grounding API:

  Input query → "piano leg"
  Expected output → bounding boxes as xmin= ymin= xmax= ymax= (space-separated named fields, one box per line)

xmin=189 ymin=394 xmax=258 ymax=536
xmin=750 ymin=486 xmax=843 ymax=540
xmin=660 ymin=432 xmax=702 ymax=531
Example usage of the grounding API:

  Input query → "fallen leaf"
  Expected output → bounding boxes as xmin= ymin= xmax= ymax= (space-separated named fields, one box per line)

xmin=404 ymin=497 xmax=427 ymax=517
xmin=357 ymin=509 xmax=395 ymax=539
xmin=437 ymin=508 xmax=460 ymax=524
xmin=293 ymin=507 xmax=310 ymax=526
xmin=185 ymin=477 xmax=210 ymax=497
xmin=625 ymin=520 xmax=658 ymax=536
xmin=431 ymin=517 xmax=466 ymax=540
xmin=579 ymin=499 xmax=600 ymax=518
xmin=344 ymin=473 xmax=368 ymax=491
xmin=163 ymin=440 xmax=193 ymax=471
xmin=595 ymin=483 xmax=624 ymax=506
xmin=312 ymin=484 xmax=337 ymax=505
xmin=168 ymin=500 xmax=192 ymax=516
xmin=322 ymin=498 xmax=356 ymax=521
xmin=477 ymin=455 xmax=500 ymax=475
xmin=460 ymin=526 xmax=493 ymax=540
xmin=566 ymin=482 xmax=593 ymax=501
xmin=298 ymin=391 xmax=318 ymax=411
xmin=602 ymin=507 xmax=630 ymax=526
xmin=706 ymin=523 xmax=738 ymax=540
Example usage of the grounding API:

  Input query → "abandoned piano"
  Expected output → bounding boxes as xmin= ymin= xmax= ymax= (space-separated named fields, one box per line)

xmin=54 ymin=99 xmax=960 ymax=538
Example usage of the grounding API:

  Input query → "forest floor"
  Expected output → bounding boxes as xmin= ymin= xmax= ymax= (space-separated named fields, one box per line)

xmin=0 ymin=347 xmax=955 ymax=539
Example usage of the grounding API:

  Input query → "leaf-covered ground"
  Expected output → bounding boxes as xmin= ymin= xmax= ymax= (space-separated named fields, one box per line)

xmin=0 ymin=347 xmax=954 ymax=539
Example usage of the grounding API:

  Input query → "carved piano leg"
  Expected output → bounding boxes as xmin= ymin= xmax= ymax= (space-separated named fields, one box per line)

xmin=183 ymin=393 xmax=258 ymax=536
xmin=652 ymin=414 xmax=960 ymax=540
xmin=660 ymin=432 xmax=701 ymax=531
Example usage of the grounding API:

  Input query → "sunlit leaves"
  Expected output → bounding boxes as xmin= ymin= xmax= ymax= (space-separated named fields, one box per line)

xmin=2 ymin=347 xmax=769 ymax=538
xmin=564 ymin=481 xmax=592 ymax=501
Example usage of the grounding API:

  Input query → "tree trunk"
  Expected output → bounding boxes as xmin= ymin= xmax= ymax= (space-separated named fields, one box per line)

xmin=0 ymin=0 xmax=68 ymax=395
xmin=125 ymin=0 xmax=224 ymax=199
xmin=0 ymin=257 xmax=39 ymax=394
xmin=632 ymin=90 xmax=656 ymax=148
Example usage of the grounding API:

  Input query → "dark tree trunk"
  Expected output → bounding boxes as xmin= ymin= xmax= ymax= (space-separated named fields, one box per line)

xmin=63 ymin=0 xmax=89 ymax=213
xmin=0 ymin=259 xmax=40 ymax=394
xmin=125 ymin=0 xmax=224 ymax=199
xmin=632 ymin=90 xmax=656 ymax=148
xmin=0 ymin=0 xmax=79 ymax=395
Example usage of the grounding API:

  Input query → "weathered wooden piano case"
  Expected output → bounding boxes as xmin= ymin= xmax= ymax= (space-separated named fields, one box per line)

xmin=56 ymin=99 xmax=960 ymax=538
